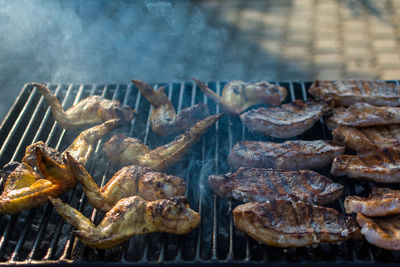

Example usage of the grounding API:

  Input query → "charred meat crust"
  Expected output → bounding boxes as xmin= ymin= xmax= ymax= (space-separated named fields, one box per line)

xmin=331 ymin=148 xmax=400 ymax=183
xmin=309 ymin=80 xmax=400 ymax=107
xmin=345 ymin=187 xmax=400 ymax=216
xmin=209 ymin=167 xmax=343 ymax=205
xmin=233 ymin=200 xmax=360 ymax=247
xmin=240 ymin=100 xmax=325 ymax=138
xmin=228 ymin=140 xmax=344 ymax=170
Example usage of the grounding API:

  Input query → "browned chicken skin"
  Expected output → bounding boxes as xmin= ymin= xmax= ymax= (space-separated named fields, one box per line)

xmin=66 ymin=153 xmax=186 ymax=212
xmin=23 ymin=120 xmax=119 ymax=167
xmin=102 ymin=114 xmax=222 ymax=170
xmin=0 ymin=147 xmax=76 ymax=214
xmin=33 ymin=82 xmax=134 ymax=129
xmin=193 ymin=77 xmax=287 ymax=115
xmin=50 ymin=196 xmax=200 ymax=249
xmin=132 ymin=79 xmax=209 ymax=136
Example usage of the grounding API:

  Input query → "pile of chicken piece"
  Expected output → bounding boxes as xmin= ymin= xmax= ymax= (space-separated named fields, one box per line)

xmin=204 ymin=78 xmax=400 ymax=250
xmin=0 ymin=81 xmax=225 ymax=249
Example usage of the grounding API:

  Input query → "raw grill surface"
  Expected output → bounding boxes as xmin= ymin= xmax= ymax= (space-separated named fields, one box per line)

xmin=1 ymin=81 xmax=400 ymax=265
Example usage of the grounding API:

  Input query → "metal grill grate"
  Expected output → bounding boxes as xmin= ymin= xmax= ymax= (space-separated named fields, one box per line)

xmin=1 ymin=81 xmax=400 ymax=265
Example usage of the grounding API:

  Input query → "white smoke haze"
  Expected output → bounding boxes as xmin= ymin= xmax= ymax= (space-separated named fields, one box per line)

xmin=0 ymin=0 xmax=235 ymax=120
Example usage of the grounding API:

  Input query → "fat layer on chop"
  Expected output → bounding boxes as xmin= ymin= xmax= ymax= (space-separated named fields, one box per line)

xmin=331 ymin=148 xmax=400 ymax=183
xmin=332 ymin=125 xmax=400 ymax=151
xmin=327 ymin=103 xmax=400 ymax=130
xmin=209 ymin=167 xmax=343 ymax=205
xmin=233 ymin=200 xmax=360 ymax=248
xmin=345 ymin=187 xmax=400 ymax=217
xmin=357 ymin=213 xmax=400 ymax=251
xmin=309 ymin=80 xmax=400 ymax=107
xmin=240 ymin=100 xmax=325 ymax=138
xmin=228 ymin=140 xmax=344 ymax=170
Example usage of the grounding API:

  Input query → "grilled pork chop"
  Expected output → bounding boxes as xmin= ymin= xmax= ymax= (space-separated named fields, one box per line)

xmin=209 ymin=168 xmax=343 ymax=205
xmin=228 ymin=140 xmax=344 ymax=170
xmin=332 ymin=125 xmax=400 ymax=151
xmin=193 ymin=77 xmax=287 ymax=115
xmin=233 ymin=200 xmax=360 ymax=247
xmin=331 ymin=148 xmax=400 ymax=183
xmin=240 ymin=100 xmax=325 ymax=138
xmin=357 ymin=213 xmax=400 ymax=251
xmin=309 ymin=80 xmax=400 ymax=107
xmin=327 ymin=103 xmax=400 ymax=130
xmin=345 ymin=187 xmax=400 ymax=217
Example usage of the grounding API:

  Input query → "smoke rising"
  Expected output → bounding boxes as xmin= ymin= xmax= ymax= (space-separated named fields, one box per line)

xmin=0 ymin=0 xmax=232 ymax=120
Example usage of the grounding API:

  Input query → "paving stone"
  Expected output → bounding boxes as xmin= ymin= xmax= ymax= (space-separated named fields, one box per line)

xmin=314 ymin=53 xmax=343 ymax=67
xmin=376 ymin=53 xmax=400 ymax=66
xmin=315 ymin=68 xmax=343 ymax=80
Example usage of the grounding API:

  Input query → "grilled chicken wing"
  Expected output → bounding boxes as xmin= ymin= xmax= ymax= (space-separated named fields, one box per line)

xmin=233 ymin=200 xmax=360 ymax=247
xmin=0 ymin=147 xmax=76 ymax=214
xmin=327 ymin=103 xmax=400 ymax=130
xmin=331 ymin=148 xmax=400 ymax=183
xmin=132 ymin=79 xmax=209 ymax=136
xmin=309 ymin=80 xmax=400 ymax=107
xmin=102 ymin=114 xmax=222 ymax=170
xmin=228 ymin=140 xmax=344 ymax=170
xmin=209 ymin=168 xmax=343 ymax=205
xmin=33 ymin=83 xmax=134 ymax=129
xmin=193 ymin=77 xmax=287 ymax=115
xmin=23 ymin=120 xmax=119 ymax=167
xmin=50 ymin=196 xmax=200 ymax=249
xmin=345 ymin=187 xmax=400 ymax=217
xmin=240 ymin=100 xmax=326 ymax=138
xmin=66 ymin=153 xmax=186 ymax=212
xmin=332 ymin=125 xmax=400 ymax=151
xmin=357 ymin=213 xmax=400 ymax=251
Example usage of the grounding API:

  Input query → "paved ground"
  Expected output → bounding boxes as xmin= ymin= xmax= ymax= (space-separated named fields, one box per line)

xmin=1 ymin=0 xmax=400 ymax=121
xmin=198 ymin=0 xmax=400 ymax=81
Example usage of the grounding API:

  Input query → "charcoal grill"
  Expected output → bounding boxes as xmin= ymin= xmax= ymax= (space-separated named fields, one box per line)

xmin=1 ymin=80 xmax=400 ymax=266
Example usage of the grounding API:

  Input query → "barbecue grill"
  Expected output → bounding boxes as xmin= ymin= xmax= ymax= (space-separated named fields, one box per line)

xmin=1 ymin=81 xmax=400 ymax=266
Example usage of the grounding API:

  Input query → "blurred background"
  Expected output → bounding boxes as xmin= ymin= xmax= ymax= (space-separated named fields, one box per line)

xmin=1 ymin=0 xmax=400 ymax=121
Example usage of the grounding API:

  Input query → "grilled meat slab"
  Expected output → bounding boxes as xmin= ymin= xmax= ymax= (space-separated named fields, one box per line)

xmin=193 ymin=77 xmax=287 ymax=115
xmin=233 ymin=200 xmax=360 ymax=247
xmin=309 ymin=80 xmax=400 ymax=107
xmin=345 ymin=187 xmax=400 ymax=217
xmin=357 ymin=213 xmax=400 ymax=251
xmin=67 ymin=153 xmax=186 ymax=212
xmin=102 ymin=114 xmax=222 ymax=170
xmin=132 ymin=79 xmax=209 ymax=136
xmin=331 ymin=148 xmax=400 ymax=183
xmin=33 ymin=83 xmax=134 ymax=129
xmin=50 ymin=196 xmax=200 ymax=249
xmin=228 ymin=140 xmax=344 ymax=170
xmin=333 ymin=125 xmax=400 ymax=151
xmin=209 ymin=168 xmax=343 ymax=205
xmin=327 ymin=103 xmax=400 ymax=130
xmin=240 ymin=100 xmax=325 ymax=138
